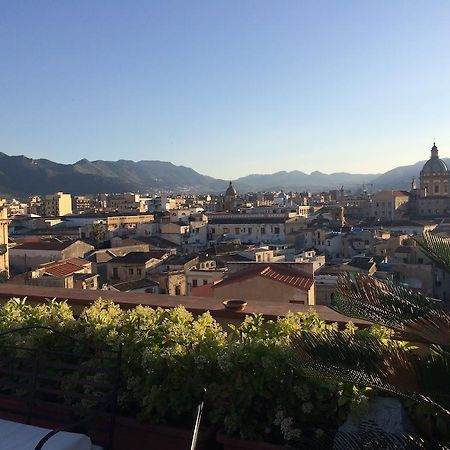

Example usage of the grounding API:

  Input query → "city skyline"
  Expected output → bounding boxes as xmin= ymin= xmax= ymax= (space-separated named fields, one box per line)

xmin=1 ymin=1 xmax=450 ymax=178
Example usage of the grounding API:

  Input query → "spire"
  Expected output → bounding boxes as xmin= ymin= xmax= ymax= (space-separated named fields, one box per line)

xmin=431 ymin=141 xmax=439 ymax=158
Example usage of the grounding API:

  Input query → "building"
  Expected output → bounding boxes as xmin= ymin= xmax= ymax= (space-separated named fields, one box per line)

xmin=410 ymin=143 xmax=450 ymax=218
xmin=9 ymin=239 xmax=95 ymax=273
xmin=208 ymin=213 xmax=286 ymax=244
xmin=106 ymin=251 xmax=166 ymax=284
xmin=370 ymin=190 xmax=409 ymax=222
xmin=43 ymin=192 xmax=73 ymax=217
xmin=18 ymin=258 xmax=99 ymax=290
xmin=212 ymin=264 xmax=315 ymax=305
xmin=108 ymin=278 xmax=160 ymax=294
xmin=186 ymin=269 xmax=226 ymax=295
xmin=224 ymin=181 xmax=237 ymax=211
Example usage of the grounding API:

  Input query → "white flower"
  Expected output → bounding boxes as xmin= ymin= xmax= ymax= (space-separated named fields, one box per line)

xmin=301 ymin=402 xmax=314 ymax=414
xmin=280 ymin=417 xmax=294 ymax=432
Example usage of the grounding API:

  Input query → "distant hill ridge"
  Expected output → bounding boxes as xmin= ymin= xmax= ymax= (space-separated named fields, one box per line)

xmin=0 ymin=152 xmax=443 ymax=196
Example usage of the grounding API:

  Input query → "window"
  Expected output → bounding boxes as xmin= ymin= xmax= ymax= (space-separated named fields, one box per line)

xmin=248 ymin=227 xmax=252 ymax=234
xmin=274 ymin=226 xmax=280 ymax=234
xmin=223 ymin=227 xmax=229 ymax=233
xmin=129 ymin=268 xmax=134 ymax=275
xmin=175 ymin=285 xmax=181 ymax=295
xmin=211 ymin=228 xmax=215 ymax=234
xmin=192 ymin=279 xmax=198 ymax=288
xmin=435 ymin=184 xmax=440 ymax=193
xmin=235 ymin=227 xmax=240 ymax=234
xmin=137 ymin=268 xmax=142 ymax=276
xmin=203 ymin=279 xmax=208 ymax=285
xmin=261 ymin=227 xmax=266 ymax=235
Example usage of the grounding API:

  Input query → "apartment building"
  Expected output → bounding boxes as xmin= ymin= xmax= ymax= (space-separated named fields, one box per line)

xmin=212 ymin=264 xmax=315 ymax=305
xmin=207 ymin=213 xmax=286 ymax=244
xmin=43 ymin=192 xmax=72 ymax=217
xmin=370 ymin=190 xmax=410 ymax=222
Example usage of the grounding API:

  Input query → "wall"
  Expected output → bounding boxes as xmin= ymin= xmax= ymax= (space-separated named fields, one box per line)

xmin=10 ymin=248 xmax=63 ymax=272
xmin=213 ymin=275 xmax=314 ymax=305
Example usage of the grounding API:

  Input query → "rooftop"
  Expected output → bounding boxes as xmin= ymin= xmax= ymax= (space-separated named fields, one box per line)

xmin=40 ymin=258 xmax=90 ymax=277
xmin=208 ymin=216 xmax=285 ymax=224
xmin=0 ymin=284 xmax=369 ymax=327
xmin=109 ymin=251 xmax=166 ymax=265
xmin=215 ymin=264 xmax=314 ymax=291
xmin=111 ymin=278 xmax=159 ymax=292
xmin=12 ymin=238 xmax=76 ymax=251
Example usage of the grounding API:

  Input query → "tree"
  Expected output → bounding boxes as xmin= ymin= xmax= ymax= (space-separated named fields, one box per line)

xmin=292 ymin=231 xmax=450 ymax=447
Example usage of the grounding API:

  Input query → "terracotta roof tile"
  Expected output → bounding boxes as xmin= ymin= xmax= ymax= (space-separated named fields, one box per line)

xmin=215 ymin=264 xmax=313 ymax=291
xmin=41 ymin=258 xmax=90 ymax=277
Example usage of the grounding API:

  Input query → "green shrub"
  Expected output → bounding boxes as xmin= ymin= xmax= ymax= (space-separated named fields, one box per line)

xmin=0 ymin=299 xmax=376 ymax=445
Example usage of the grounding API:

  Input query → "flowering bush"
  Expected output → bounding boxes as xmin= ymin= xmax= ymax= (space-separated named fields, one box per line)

xmin=0 ymin=298 xmax=368 ymax=446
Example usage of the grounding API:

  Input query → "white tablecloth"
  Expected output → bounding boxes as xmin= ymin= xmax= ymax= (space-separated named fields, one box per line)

xmin=0 ymin=418 xmax=93 ymax=449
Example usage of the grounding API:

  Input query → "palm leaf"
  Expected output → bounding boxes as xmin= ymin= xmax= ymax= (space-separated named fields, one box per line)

xmin=332 ymin=274 xmax=450 ymax=349
xmin=415 ymin=232 xmax=450 ymax=274
xmin=291 ymin=330 xmax=450 ymax=416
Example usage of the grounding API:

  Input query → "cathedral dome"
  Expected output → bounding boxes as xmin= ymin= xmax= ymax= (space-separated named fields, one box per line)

xmin=225 ymin=181 xmax=237 ymax=197
xmin=421 ymin=143 xmax=448 ymax=174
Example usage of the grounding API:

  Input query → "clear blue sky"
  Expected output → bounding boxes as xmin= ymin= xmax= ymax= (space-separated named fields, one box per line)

xmin=1 ymin=1 xmax=449 ymax=179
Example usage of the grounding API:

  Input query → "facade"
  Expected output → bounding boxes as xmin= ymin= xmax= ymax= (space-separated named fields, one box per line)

xmin=410 ymin=143 xmax=450 ymax=218
xmin=370 ymin=190 xmax=409 ymax=222
xmin=9 ymin=239 xmax=94 ymax=273
xmin=212 ymin=264 xmax=315 ymax=305
xmin=23 ymin=258 xmax=98 ymax=290
xmin=43 ymin=192 xmax=73 ymax=217
xmin=185 ymin=269 xmax=226 ymax=295
xmin=106 ymin=251 xmax=164 ymax=283
xmin=208 ymin=214 xmax=286 ymax=244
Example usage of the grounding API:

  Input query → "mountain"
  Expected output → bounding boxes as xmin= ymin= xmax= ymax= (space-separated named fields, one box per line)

xmin=371 ymin=159 xmax=450 ymax=190
xmin=234 ymin=170 xmax=377 ymax=192
xmin=0 ymin=151 xmax=445 ymax=196
xmin=0 ymin=153 xmax=227 ymax=196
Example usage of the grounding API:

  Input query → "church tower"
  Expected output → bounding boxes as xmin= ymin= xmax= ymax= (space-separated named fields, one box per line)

xmin=420 ymin=142 xmax=449 ymax=197
xmin=224 ymin=181 xmax=237 ymax=211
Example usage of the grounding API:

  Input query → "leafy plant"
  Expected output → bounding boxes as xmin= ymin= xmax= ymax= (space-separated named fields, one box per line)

xmin=291 ymin=230 xmax=450 ymax=446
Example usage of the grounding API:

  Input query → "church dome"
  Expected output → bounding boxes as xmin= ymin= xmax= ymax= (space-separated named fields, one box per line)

xmin=421 ymin=143 xmax=448 ymax=174
xmin=225 ymin=181 xmax=237 ymax=197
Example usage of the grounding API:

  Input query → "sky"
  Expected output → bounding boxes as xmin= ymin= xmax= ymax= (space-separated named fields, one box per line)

xmin=1 ymin=1 xmax=450 ymax=179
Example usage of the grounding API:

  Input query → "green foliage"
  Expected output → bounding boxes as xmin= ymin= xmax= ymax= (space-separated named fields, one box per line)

xmin=2 ymin=298 xmax=435 ymax=446
xmin=290 ymin=230 xmax=450 ymax=446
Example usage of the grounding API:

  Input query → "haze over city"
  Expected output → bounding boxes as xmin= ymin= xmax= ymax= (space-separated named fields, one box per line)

xmin=1 ymin=1 xmax=450 ymax=178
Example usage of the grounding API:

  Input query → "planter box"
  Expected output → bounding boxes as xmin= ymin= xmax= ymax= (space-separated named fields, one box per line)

xmin=217 ymin=432 xmax=284 ymax=450
xmin=114 ymin=415 xmax=217 ymax=450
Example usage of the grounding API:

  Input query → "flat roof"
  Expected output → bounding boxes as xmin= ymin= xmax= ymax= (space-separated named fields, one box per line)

xmin=0 ymin=284 xmax=370 ymax=327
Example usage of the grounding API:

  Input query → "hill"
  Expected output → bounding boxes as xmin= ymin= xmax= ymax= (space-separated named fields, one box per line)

xmin=0 ymin=151 xmax=446 ymax=196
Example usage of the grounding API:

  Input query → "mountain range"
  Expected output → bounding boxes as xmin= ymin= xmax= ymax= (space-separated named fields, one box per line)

xmin=0 ymin=152 xmax=444 ymax=197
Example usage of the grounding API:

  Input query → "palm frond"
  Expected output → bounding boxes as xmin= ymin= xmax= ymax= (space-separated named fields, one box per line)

xmin=334 ymin=421 xmax=426 ymax=450
xmin=332 ymin=274 xmax=450 ymax=348
xmin=415 ymin=232 xmax=450 ymax=274
xmin=291 ymin=330 xmax=450 ymax=416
